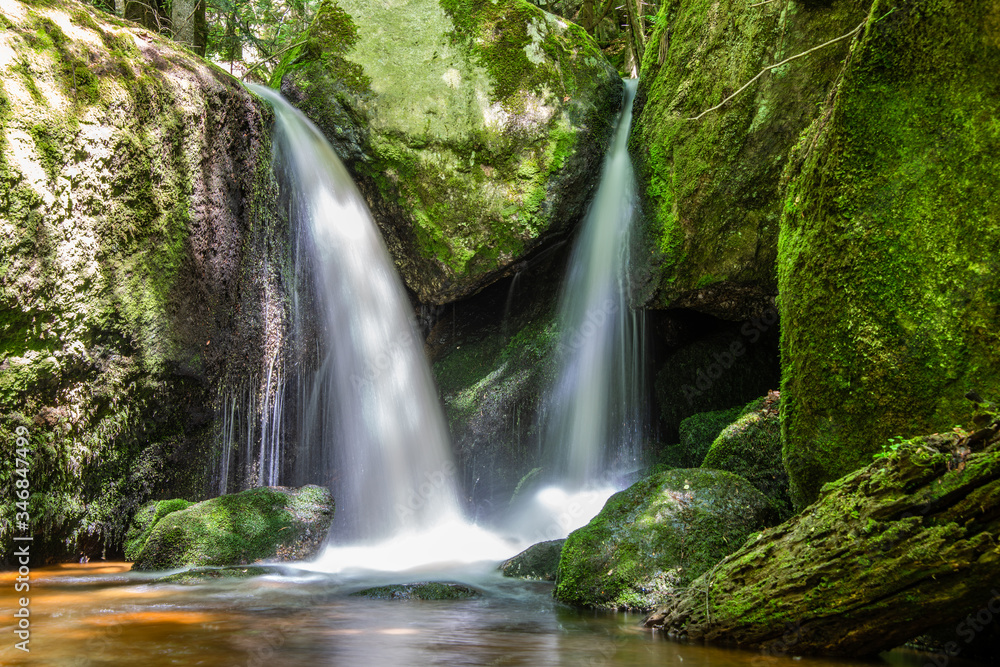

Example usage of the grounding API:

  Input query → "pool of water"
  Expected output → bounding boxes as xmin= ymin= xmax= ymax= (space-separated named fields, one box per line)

xmin=0 ymin=562 xmax=957 ymax=666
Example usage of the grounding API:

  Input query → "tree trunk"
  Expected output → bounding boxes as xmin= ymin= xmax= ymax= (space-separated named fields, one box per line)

xmin=171 ymin=0 xmax=207 ymax=56
xmin=644 ymin=426 xmax=1000 ymax=657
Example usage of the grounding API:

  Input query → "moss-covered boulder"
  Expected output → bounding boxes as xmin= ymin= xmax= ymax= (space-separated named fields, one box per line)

xmin=499 ymin=539 xmax=564 ymax=580
xmin=351 ymin=582 xmax=482 ymax=600
xmin=276 ymin=0 xmax=622 ymax=304
xmin=128 ymin=485 xmax=334 ymax=570
xmin=0 ymin=0 xmax=284 ymax=564
xmin=630 ymin=0 xmax=871 ymax=317
xmin=659 ymin=403 xmax=743 ymax=468
xmin=779 ymin=0 xmax=1000 ymax=508
xmin=644 ymin=423 xmax=1000 ymax=657
xmin=124 ymin=499 xmax=194 ymax=561
xmin=554 ymin=468 xmax=776 ymax=611
xmin=702 ymin=391 xmax=790 ymax=518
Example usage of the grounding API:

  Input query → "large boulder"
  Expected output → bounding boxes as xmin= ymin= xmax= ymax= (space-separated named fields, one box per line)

xmin=630 ymin=0 xmax=871 ymax=317
xmin=276 ymin=0 xmax=622 ymax=304
xmin=0 ymin=0 xmax=282 ymax=564
xmin=779 ymin=0 xmax=1000 ymax=507
xmin=554 ymin=468 xmax=776 ymax=611
xmin=127 ymin=485 xmax=334 ymax=570
xmin=702 ymin=392 xmax=791 ymax=518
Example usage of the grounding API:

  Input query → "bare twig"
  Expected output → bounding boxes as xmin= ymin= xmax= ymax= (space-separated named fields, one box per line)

xmin=748 ymin=0 xmax=779 ymax=7
xmin=686 ymin=19 xmax=866 ymax=121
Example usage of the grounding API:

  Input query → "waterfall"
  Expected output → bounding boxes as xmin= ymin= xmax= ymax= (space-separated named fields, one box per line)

xmin=542 ymin=78 xmax=646 ymax=488
xmin=249 ymin=84 xmax=462 ymax=542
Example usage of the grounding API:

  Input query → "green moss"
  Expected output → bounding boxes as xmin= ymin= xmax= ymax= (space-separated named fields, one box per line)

xmin=124 ymin=498 xmax=194 ymax=560
xmin=701 ymin=394 xmax=790 ymax=519
xmin=129 ymin=486 xmax=334 ymax=570
xmin=779 ymin=0 xmax=1000 ymax=508
xmin=351 ymin=582 xmax=482 ymax=600
xmin=554 ymin=468 xmax=776 ymax=610
xmin=659 ymin=404 xmax=744 ymax=468
xmin=631 ymin=0 xmax=869 ymax=309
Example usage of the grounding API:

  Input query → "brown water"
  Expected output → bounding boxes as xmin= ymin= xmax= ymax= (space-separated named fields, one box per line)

xmin=0 ymin=563 xmax=954 ymax=667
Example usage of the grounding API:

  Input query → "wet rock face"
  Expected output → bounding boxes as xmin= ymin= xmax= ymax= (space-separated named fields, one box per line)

xmin=0 ymin=0 xmax=284 ymax=564
xmin=127 ymin=485 xmax=335 ymax=570
xmin=276 ymin=0 xmax=622 ymax=305
xmin=554 ymin=468 xmax=776 ymax=611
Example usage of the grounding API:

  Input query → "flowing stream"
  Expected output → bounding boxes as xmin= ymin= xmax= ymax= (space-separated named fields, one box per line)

xmin=0 ymin=563 xmax=946 ymax=667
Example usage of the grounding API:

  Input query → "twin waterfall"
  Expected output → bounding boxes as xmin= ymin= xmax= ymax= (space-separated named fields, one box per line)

xmin=231 ymin=80 xmax=644 ymax=560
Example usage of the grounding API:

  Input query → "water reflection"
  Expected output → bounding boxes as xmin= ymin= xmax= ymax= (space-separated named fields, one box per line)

xmin=0 ymin=564 xmax=966 ymax=667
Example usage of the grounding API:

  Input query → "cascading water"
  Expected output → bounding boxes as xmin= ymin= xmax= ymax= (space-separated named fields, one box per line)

xmin=505 ymin=79 xmax=647 ymax=542
xmin=542 ymin=78 xmax=645 ymax=488
xmin=249 ymin=84 xmax=463 ymax=543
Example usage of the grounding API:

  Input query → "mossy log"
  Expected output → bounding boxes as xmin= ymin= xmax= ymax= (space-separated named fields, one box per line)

xmin=644 ymin=426 xmax=1000 ymax=657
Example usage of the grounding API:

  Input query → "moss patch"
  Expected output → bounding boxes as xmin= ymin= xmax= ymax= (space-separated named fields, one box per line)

xmin=129 ymin=485 xmax=334 ymax=570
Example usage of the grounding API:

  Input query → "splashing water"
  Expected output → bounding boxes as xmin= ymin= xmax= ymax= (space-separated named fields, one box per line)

xmin=250 ymin=84 xmax=463 ymax=542
xmin=541 ymin=78 xmax=646 ymax=488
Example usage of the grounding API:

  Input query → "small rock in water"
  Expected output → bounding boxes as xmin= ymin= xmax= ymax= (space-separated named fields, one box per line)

xmin=499 ymin=540 xmax=565 ymax=581
xmin=350 ymin=582 xmax=482 ymax=600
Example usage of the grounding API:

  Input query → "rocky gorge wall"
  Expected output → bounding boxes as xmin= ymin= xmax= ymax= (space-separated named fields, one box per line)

xmin=0 ymin=0 xmax=288 ymax=563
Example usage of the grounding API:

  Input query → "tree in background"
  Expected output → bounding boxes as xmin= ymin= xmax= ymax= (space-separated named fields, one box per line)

xmin=80 ymin=0 xmax=317 ymax=79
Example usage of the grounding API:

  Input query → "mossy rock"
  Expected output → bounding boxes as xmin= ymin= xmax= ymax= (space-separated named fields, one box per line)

xmin=156 ymin=565 xmax=283 ymax=584
xmin=434 ymin=309 xmax=561 ymax=510
xmin=124 ymin=499 xmax=194 ymax=561
xmin=778 ymin=0 xmax=1000 ymax=508
xmin=128 ymin=485 xmax=335 ymax=570
xmin=350 ymin=582 xmax=482 ymax=600
xmin=660 ymin=404 xmax=744 ymax=468
xmin=275 ymin=0 xmax=622 ymax=304
xmin=630 ymin=0 xmax=871 ymax=317
xmin=499 ymin=539 xmax=564 ymax=581
xmin=554 ymin=468 xmax=776 ymax=611
xmin=701 ymin=392 xmax=790 ymax=519
xmin=0 ymin=0 xmax=282 ymax=564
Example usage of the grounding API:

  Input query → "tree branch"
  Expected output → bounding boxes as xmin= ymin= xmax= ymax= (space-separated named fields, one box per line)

xmin=686 ymin=19 xmax=866 ymax=121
